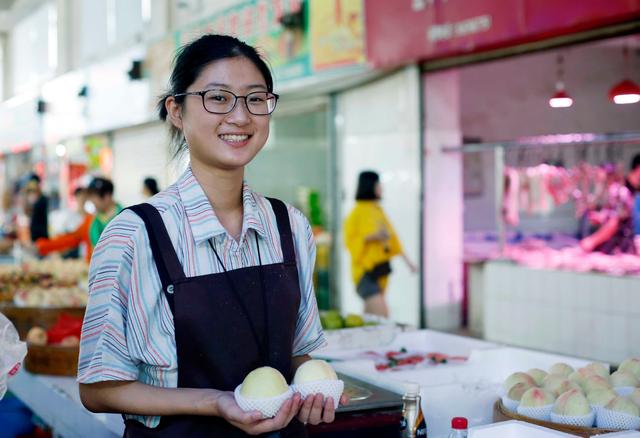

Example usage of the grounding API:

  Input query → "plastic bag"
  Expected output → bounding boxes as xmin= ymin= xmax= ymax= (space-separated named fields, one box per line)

xmin=0 ymin=312 xmax=27 ymax=399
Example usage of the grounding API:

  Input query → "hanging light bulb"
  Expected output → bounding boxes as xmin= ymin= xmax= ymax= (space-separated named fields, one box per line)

xmin=609 ymin=45 xmax=640 ymax=105
xmin=549 ymin=54 xmax=573 ymax=108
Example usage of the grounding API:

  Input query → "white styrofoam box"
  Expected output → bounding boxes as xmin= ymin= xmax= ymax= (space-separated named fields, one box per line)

xmin=469 ymin=420 xmax=577 ymax=437
xmin=590 ymin=431 xmax=640 ymax=437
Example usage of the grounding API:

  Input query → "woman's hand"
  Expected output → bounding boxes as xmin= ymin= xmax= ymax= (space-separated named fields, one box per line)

xmin=216 ymin=391 xmax=302 ymax=435
xmin=297 ymin=393 xmax=349 ymax=426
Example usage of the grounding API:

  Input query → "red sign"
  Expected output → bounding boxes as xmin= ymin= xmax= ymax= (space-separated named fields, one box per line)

xmin=365 ymin=0 xmax=640 ymax=68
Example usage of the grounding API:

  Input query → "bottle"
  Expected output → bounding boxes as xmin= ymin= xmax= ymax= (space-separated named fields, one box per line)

xmin=447 ymin=417 xmax=468 ymax=438
xmin=399 ymin=382 xmax=427 ymax=437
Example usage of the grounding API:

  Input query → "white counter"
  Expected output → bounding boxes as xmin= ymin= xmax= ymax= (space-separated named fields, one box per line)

xmin=316 ymin=329 xmax=596 ymax=438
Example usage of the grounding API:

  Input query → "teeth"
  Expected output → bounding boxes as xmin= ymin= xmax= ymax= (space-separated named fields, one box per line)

xmin=220 ymin=134 xmax=249 ymax=142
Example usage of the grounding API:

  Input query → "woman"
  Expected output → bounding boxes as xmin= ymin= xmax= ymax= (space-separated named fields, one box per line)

xmin=78 ymin=34 xmax=343 ymax=437
xmin=344 ymin=171 xmax=416 ymax=317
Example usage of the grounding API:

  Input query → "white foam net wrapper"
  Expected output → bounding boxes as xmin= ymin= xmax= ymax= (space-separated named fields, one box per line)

xmin=550 ymin=410 xmax=595 ymax=427
xmin=596 ymin=407 xmax=640 ymax=430
xmin=517 ymin=403 xmax=553 ymax=421
xmin=501 ymin=395 xmax=519 ymax=413
xmin=292 ymin=379 xmax=344 ymax=407
xmin=234 ymin=385 xmax=293 ymax=419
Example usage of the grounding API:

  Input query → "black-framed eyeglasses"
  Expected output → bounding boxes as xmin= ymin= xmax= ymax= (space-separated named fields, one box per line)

xmin=173 ymin=89 xmax=279 ymax=115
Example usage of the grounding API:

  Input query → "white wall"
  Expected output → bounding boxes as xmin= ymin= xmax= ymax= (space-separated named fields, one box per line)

xmin=336 ymin=67 xmax=422 ymax=327
xmin=423 ymin=70 xmax=464 ymax=330
xmin=111 ymin=122 xmax=169 ymax=207
xmin=461 ymin=39 xmax=640 ymax=233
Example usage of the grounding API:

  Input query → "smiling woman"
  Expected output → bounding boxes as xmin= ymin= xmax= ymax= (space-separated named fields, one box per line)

xmin=77 ymin=34 xmax=346 ymax=437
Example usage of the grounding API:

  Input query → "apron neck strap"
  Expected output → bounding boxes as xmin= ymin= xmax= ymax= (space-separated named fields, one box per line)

xmin=126 ymin=203 xmax=186 ymax=311
xmin=266 ymin=198 xmax=297 ymax=266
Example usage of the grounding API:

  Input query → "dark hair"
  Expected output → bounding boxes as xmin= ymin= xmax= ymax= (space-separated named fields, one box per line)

xmin=355 ymin=171 xmax=380 ymax=200
xmin=87 ymin=177 xmax=114 ymax=198
xmin=631 ymin=153 xmax=640 ymax=172
xmin=157 ymin=34 xmax=274 ymax=160
xmin=143 ymin=177 xmax=159 ymax=196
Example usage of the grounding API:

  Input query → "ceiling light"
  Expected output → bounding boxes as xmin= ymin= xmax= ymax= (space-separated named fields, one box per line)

xmin=549 ymin=54 xmax=572 ymax=108
xmin=609 ymin=45 xmax=640 ymax=105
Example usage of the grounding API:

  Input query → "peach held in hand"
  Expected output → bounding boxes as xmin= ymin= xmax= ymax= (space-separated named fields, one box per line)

xmin=234 ymin=367 xmax=293 ymax=418
xmin=292 ymin=359 xmax=344 ymax=407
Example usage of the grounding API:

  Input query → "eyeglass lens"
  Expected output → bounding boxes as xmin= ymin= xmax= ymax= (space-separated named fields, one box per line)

xmin=203 ymin=90 xmax=277 ymax=115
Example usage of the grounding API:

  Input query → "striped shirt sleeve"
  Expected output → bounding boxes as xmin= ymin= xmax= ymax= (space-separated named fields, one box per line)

xmin=288 ymin=205 xmax=327 ymax=356
xmin=77 ymin=212 xmax=142 ymax=383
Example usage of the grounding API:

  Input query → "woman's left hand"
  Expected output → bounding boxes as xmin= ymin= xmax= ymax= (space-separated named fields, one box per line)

xmin=296 ymin=393 xmax=349 ymax=426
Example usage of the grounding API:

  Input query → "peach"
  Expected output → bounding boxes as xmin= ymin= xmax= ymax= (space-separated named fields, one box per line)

xmin=587 ymin=388 xmax=617 ymax=407
xmin=527 ymin=368 xmax=548 ymax=386
xmin=582 ymin=375 xmax=611 ymax=394
xmin=619 ymin=358 xmax=640 ymax=380
xmin=549 ymin=363 xmax=574 ymax=378
xmin=604 ymin=396 xmax=640 ymax=417
xmin=26 ymin=326 xmax=47 ymax=346
xmin=610 ymin=370 xmax=639 ymax=388
xmin=508 ymin=382 xmax=533 ymax=401
xmin=503 ymin=372 xmax=536 ymax=392
xmin=552 ymin=389 xmax=591 ymax=416
xmin=520 ymin=387 xmax=555 ymax=407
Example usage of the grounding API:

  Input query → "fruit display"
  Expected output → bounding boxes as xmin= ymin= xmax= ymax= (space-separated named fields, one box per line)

xmin=14 ymin=286 xmax=87 ymax=307
xmin=320 ymin=310 xmax=369 ymax=330
xmin=0 ymin=259 xmax=88 ymax=303
xmin=500 ymin=358 xmax=640 ymax=430
xmin=25 ymin=314 xmax=83 ymax=347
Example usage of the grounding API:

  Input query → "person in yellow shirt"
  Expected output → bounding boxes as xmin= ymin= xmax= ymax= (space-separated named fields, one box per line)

xmin=343 ymin=171 xmax=416 ymax=317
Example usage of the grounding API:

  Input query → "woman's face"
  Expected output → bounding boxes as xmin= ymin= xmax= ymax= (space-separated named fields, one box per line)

xmin=374 ymin=181 xmax=382 ymax=199
xmin=168 ymin=57 xmax=270 ymax=171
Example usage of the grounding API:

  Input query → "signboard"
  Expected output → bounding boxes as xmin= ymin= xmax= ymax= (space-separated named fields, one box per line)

xmin=175 ymin=0 xmax=311 ymax=82
xmin=365 ymin=0 xmax=640 ymax=68
xmin=310 ymin=0 xmax=366 ymax=70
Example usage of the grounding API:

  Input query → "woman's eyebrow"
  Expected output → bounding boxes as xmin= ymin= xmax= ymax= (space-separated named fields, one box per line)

xmin=203 ymin=82 xmax=267 ymax=91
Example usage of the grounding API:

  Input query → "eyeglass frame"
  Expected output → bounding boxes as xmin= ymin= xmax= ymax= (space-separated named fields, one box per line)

xmin=172 ymin=88 xmax=279 ymax=115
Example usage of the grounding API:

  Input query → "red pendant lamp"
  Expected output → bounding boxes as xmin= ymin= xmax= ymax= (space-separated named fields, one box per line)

xmin=609 ymin=46 xmax=640 ymax=105
xmin=549 ymin=54 xmax=573 ymax=108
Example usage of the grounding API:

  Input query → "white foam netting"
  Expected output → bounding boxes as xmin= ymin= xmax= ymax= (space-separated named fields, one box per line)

xmin=501 ymin=395 xmax=519 ymax=413
xmin=596 ymin=407 xmax=640 ymax=430
xmin=234 ymin=385 xmax=293 ymax=419
xmin=292 ymin=379 xmax=344 ymax=407
xmin=550 ymin=410 xmax=595 ymax=427
xmin=517 ymin=403 xmax=553 ymax=421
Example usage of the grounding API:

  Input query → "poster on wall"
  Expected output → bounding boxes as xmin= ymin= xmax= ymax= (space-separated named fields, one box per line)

xmin=175 ymin=0 xmax=311 ymax=82
xmin=310 ymin=0 xmax=366 ymax=70
xmin=85 ymin=135 xmax=113 ymax=177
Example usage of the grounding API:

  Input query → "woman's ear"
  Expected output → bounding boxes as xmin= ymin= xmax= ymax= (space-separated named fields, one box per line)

xmin=165 ymin=96 xmax=183 ymax=129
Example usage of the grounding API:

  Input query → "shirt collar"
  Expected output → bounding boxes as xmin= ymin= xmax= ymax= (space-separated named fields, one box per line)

xmin=177 ymin=166 xmax=266 ymax=245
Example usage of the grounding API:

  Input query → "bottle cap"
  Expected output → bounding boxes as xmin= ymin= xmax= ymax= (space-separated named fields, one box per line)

xmin=404 ymin=382 xmax=420 ymax=395
xmin=452 ymin=417 xmax=468 ymax=430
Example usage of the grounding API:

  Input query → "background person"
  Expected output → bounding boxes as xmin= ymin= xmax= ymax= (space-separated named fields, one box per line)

xmin=344 ymin=170 xmax=416 ymax=318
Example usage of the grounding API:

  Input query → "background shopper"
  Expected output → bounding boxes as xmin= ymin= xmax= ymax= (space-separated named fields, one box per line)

xmin=344 ymin=170 xmax=416 ymax=317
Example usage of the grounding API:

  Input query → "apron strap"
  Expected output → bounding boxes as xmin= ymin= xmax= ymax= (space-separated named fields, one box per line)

xmin=266 ymin=198 xmax=296 ymax=266
xmin=126 ymin=204 xmax=186 ymax=311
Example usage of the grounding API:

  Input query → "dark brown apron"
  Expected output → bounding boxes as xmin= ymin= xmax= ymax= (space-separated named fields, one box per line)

xmin=123 ymin=198 xmax=306 ymax=437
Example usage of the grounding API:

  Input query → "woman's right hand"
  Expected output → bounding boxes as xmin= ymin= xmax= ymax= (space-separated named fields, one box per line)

xmin=216 ymin=391 xmax=302 ymax=436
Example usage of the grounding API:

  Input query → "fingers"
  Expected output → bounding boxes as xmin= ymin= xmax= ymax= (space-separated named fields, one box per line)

xmin=247 ymin=393 xmax=302 ymax=435
xmin=298 ymin=394 xmax=324 ymax=425
xmin=340 ymin=393 xmax=350 ymax=406
xmin=321 ymin=397 xmax=335 ymax=423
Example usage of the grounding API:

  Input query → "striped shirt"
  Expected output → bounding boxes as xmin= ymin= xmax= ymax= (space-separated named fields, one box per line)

xmin=77 ymin=166 xmax=326 ymax=428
